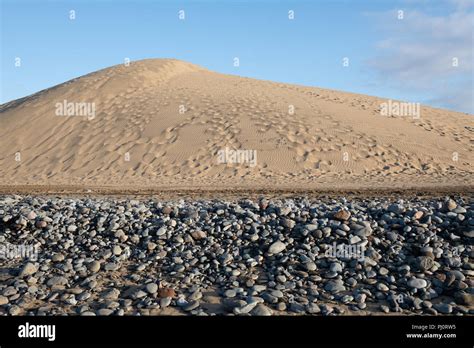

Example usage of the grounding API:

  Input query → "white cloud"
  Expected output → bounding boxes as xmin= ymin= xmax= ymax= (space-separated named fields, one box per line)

xmin=366 ymin=4 xmax=473 ymax=113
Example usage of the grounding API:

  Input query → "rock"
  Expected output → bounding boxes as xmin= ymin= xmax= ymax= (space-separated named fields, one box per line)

xmin=145 ymin=283 xmax=158 ymax=294
xmin=112 ymin=245 xmax=122 ymax=255
xmin=102 ymin=289 xmax=120 ymax=300
xmin=324 ymin=279 xmax=346 ymax=293
xmin=281 ymin=218 xmax=295 ymax=229
xmin=306 ymin=302 xmax=321 ymax=314
xmin=289 ymin=302 xmax=306 ymax=313
xmin=191 ymin=230 xmax=207 ymax=240
xmin=333 ymin=210 xmax=351 ymax=221
xmin=27 ymin=211 xmax=37 ymax=220
xmin=183 ymin=300 xmax=200 ymax=312
xmin=158 ymin=288 xmax=176 ymax=298
xmin=146 ymin=242 xmax=157 ymax=251
xmin=253 ymin=285 xmax=267 ymax=293
xmin=162 ymin=206 xmax=173 ymax=215
xmin=9 ymin=305 xmax=21 ymax=315
xmin=268 ymin=241 xmax=286 ymax=254
xmin=160 ymin=297 xmax=172 ymax=308
xmin=433 ymin=303 xmax=452 ymax=314
xmin=52 ymin=253 xmax=65 ymax=262
xmin=35 ymin=220 xmax=48 ymax=228
xmin=19 ymin=262 xmax=37 ymax=277
xmin=463 ymin=230 xmax=474 ymax=238
xmin=388 ymin=203 xmax=405 ymax=214
xmin=97 ymin=308 xmax=114 ymax=316
xmin=349 ymin=236 xmax=361 ymax=244
xmin=276 ymin=302 xmax=287 ymax=311
xmin=156 ymin=227 xmax=167 ymax=236
xmin=305 ymin=262 xmax=317 ymax=271
xmin=444 ymin=199 xmax=457 ymax=211
xmin=305 ymin=224 xmax=319 ymax=231
xmin=0 ymin=195 xmax=472 ymax=316
xmin=87 ymin=261 xmax=101 ymax=273
xmin=47 ymin=276 xmax=68 ymax=287
xmin=270 ymin=290 xmax=284 ymax=298
xmin=104 ymin=263 xmax=119 ymax=271
xmin=251 ymin=304 xmax=273 ymax=316
xmin=413 ymin=211 xmax=424 ymax=220
xmin=0 ymin=295 xmax=9 ymax=305
xmin=408 ymin=278 xmax=428 ymax=289
xmin=277 ymin=206 xmax=292 ymax=216
xmin=448 ymin=270 xmax=465 ymax=282
xmin=353 ymin=222 xmax=373 ymax=237
xmin=417 ymin=256 xmax=434 ymax=272
xmin=454 ymin=291 xmax=473 ymax=306
xmin=188 ymin=291 xmax=203 ymax=301
xmin=67 ymin=225 xmax=78 ymax=232
xmin=224 ymin=289 xmax=237 ymax=298
xmin=131 ymin=290 xmax=147 ymax=300
xmin=234 ymin=302 xmax=258 ymax=314
xmin=329 ymin=263 xmax=342 ymax=273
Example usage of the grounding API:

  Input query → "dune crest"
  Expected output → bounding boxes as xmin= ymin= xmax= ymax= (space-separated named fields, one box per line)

xmin=0 ymin=58 xmax=472 ymax=190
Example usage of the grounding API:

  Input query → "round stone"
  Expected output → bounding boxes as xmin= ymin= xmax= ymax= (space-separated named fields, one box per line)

xmin=324 ymin=279 xmax=346 ymax=293
xmin=19 ymin=262 xmax=37 ymax=277
xmin=268 ymin=241 xmax=286 ymax=254
xmin=145 ymin=283 xmax=158 ymax=294
xmin=305 ymin=262 xmax=317 ymax=271
xmin=224 ymin=289 xmax=237 ymax=298
xmin=112 ymin=245 xmax=122 ymax=255
xmin=417 ymin=256 xmax=434 ymax=272
xmin=87 ymin=261 xmax=101 ymax=273
xmin=251 ymin=304 xmax=273 ymax=316
xmin=408 ymin=278 xmax=428 ymax=289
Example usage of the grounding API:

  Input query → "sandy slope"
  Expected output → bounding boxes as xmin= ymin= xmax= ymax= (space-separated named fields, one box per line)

xmin=0 ymin=58 xmax=472 ymax=191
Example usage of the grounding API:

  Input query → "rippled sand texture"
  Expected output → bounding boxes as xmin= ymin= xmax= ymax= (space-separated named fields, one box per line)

xmin=0 ymin=59 xmax=473 ymax=190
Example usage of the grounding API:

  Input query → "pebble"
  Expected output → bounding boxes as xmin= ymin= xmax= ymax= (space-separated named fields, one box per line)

xmin=145 ymin=283 xmax=158 ymax=294
xmin=0 ymin=195 xmax=470 ymax=317
xmin=158 ymin=288 xmax=176 ymax=298
xmin=9 ymin=305 xmax=21 ymax=315
xmin=433 ymin=303 xmax=452 ymax=314
xmin=333 ymin=210 xmax=351 ymax=221
xmin=417 ymin=256 xmax=434 ymax=272
xmin=324 ymin=279 xmax=346 ymax=293
xmin=268 ymin=241 xmax=286 ymax=254
xmin=305 ymin=262 xmax=317 ymax=271
xmin=224 ymin=289 xmax=237 ymax=298
xmin=160 ymin=297 xmax=172 ymax=308
xmin=408 ymin=278 xmax=428 ymax=289
xmin=47 ymin=276 xmax=68 ymax=287
xmin=112 ymin=245 xmax=122 ymax=255
xmin=183 ymin=300 xmax=200 ymax=312
xmin=102 ymin=289 xmax=120 ymax=300
xmin=87 ymin=261 xmax=101 ymax=273
xmin=19 ymin=262 xmax=37 ymax=277
xmin=251 ymin=304 xmax=273 ymax=316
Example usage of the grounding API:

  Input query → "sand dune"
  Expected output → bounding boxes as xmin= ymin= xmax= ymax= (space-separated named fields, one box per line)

xmin=0 ymin=58 xmax=473 ymax=191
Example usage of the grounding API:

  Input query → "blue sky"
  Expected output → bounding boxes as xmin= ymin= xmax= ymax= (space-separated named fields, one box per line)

xmin=1 ymin=0 xmax=473 ymax=113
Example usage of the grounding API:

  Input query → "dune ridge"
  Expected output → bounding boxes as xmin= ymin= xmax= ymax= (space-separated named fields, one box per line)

xmin=0 ymin=58 xmax=473 ymax=190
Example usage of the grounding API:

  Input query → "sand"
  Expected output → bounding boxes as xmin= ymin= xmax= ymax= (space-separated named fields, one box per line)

xmin=0 ymin=58 xmax=473 ymax=192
